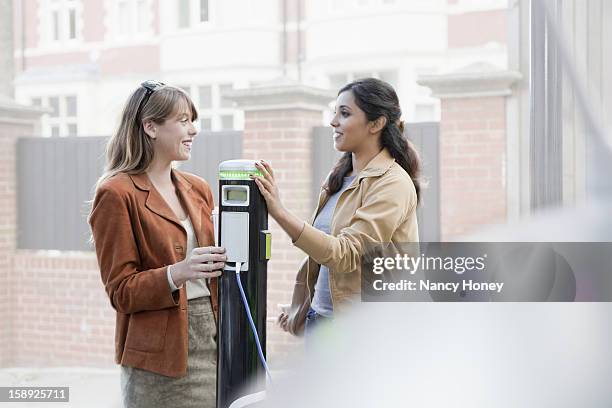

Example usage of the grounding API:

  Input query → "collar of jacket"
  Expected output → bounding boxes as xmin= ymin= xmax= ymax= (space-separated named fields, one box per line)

xmin=314 ymin=147 xmax=396 ymax=214
xmin=128 ymin=169 xmax=193 ymax=193
xmin=128 ymin=170 xmax=204 ymax=240
xmin=354 ymin=147 xmax=395 ymax=182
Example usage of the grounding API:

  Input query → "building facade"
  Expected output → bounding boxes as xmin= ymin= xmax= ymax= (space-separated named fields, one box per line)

xmin=12 ymin=0 xmax=508 ymax=137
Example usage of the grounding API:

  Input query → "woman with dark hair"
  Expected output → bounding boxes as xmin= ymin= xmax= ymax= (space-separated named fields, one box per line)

xmin=252 ymin=77 xmax=421 ymax=341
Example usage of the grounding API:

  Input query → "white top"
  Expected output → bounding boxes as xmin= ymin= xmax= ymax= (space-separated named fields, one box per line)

xmin=166 ymin=216 xmax=211 ymax=299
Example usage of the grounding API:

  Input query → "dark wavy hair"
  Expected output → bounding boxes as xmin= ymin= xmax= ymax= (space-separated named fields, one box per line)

xmin=324 ymin=77 xmax=421 ymax=203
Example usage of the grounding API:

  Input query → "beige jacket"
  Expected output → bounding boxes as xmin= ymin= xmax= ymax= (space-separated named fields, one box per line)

xmin=287 ymin=148 xmax=419 ymax=335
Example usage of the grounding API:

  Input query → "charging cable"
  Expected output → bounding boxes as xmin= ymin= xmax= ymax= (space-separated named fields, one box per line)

xmin=234 ymin=261 xmax=272 ymax=383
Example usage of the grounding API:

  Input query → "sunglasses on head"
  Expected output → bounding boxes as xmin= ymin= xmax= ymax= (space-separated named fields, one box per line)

xmin=136 ymin=80 xmax=165 ymax=123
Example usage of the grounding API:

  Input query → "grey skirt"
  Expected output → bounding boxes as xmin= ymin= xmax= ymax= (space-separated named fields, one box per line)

xmin=121 ymin=296 xmax=217 ymax=408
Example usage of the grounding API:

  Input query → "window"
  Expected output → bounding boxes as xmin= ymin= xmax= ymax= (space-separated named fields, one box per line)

xmin=414 ymin=104 xmax=436 ymax=122
xmin=49 ymin=97 xmax=60 ymax=117
xmin=200 ymin=117 xmax=212 ymax=131
xmin=177 ymin=0 xmax=211 ymax=28
xmin=199 ymin=0 xmax=209 ymax=22
xmin=68 ymin=8 xmax=76 ymax=39
xmin=52 ymin=10 xmax=60 ymax=41
xmin=219 ymin=84 xmax=233 ymax=108
xmin=329 ymin=0 xmax=346 ymax=11
xmin=67 ymin=124 xmax=78 ymax=136
xmin=115 ymin=0 xmax=151 ymax=37
xmin=46 ymin=0 xmax=79 ymax=44
xmin=118 ymin=1 xmax=130 ymax=35
xmin=329 ymin=73 xmax=348 ymax=90
xmin=379 ymin=70 xmax=398 ymax=89
xmin=192 ymin=83 xmax=239 ymax=131
xmin=178 ymin=0 xmax=190 ymax=28
xmin=198 ymin=86 xmax=212 ymax=109
xmin=220 ymin=115 xmax=234 ymax=130
xmin=136 ymin=0 xmax=148 ymax=32
xmin=176 ymin=84 xmax=191 ymax=95
xmin=35 ymin=95 xmax=79 ymax=137
xmin=65 ymin=96 xmax=77 ymax=116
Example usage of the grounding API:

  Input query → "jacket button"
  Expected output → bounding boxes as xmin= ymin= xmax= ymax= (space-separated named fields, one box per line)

xmin=174 ymin=244 xmax=183 ymax=253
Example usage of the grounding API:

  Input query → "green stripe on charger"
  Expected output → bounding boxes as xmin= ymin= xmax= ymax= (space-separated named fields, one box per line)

xmin=218 ymin=170 xmax=263 ymax=180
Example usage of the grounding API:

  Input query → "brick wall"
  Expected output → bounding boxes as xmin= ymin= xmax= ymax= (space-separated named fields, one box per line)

xmin=0 ymin=123 xmax=20 ymax=367
xmin=242 ymin=108 xmax=324 ymax=365
xmin=0 ymin=110 xmax=39 ymax=366
xmin=439 ymin=96 xmax=507 ymax=239
xmin=418 ymin=68 xmax=520 ymax=240
xmin=11 ymin=251 xmax=114 ymax=367
xmin=0 ymin=102 xmax=115 ymax=369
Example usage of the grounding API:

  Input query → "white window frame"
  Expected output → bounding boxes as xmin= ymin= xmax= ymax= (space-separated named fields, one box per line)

xmin=214 ymin=83 xmax=236 ymax=131
xmin=34 ymin=95 xmax=79 ymax=137
xmin=190 ymin=83 xmax=239 ymax=132
xmin=110 ymin=0 xmax=153 ymax=41
xmin=413 ymin=103 xmax=437 ymax=122
xmin=196 ymin=0 xmax=210 ymax=24
xmin=176 ymin=0 xmax=213 ymax=30
xmin=41 ymin=0 xmax=82 ymax=46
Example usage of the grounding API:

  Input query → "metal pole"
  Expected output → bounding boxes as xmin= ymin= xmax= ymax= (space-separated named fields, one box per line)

xmin=533 ymin=0 xmax=611 ymax=199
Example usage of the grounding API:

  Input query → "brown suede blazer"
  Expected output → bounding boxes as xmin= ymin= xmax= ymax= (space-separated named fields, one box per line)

xmin=89 ymin=169 xmax=218 ymax=378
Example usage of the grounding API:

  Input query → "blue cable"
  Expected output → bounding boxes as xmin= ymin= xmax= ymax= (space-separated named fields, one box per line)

xmin=234 ymin=262 xmax=272 ymax=383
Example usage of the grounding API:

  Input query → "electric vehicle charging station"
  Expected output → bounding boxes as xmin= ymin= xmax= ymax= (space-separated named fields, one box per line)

xmin=216 ymin=160 xmax=271 ymax=408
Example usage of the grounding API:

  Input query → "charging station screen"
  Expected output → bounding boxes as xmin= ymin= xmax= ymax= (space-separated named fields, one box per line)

xmin=226 ymin=189 xmax=247 ymax=203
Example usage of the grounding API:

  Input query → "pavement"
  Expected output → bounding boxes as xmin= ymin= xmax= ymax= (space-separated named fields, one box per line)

xmin=0 ymin=367 xmax=122 ymax=407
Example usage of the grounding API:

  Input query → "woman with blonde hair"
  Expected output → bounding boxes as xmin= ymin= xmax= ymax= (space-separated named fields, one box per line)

xmin=89 ymin=81 xmax=225 ymax=407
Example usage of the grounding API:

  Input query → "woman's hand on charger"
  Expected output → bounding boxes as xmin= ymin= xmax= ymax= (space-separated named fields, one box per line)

xmin=251 ymin=160 xmax=286 ymax=220
xmin=251 ymin=160 xmax=306 ymax=242
xmin=169 ymin=246 xmax=227 ymax=288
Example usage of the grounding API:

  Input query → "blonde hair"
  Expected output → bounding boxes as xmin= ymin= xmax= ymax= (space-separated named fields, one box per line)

xmin=94 ymin=84 xmax=198 ymax=192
